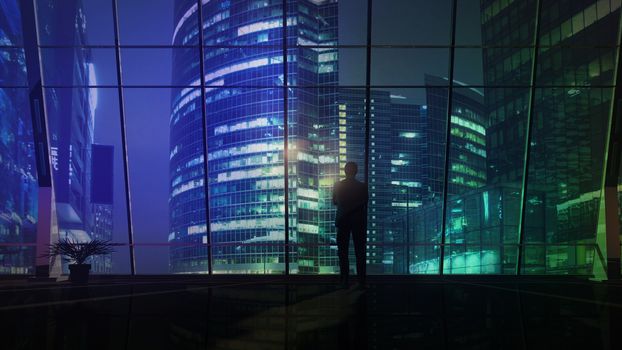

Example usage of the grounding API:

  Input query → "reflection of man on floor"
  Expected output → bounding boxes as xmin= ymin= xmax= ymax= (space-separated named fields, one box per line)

xmin=332 ymin=162 xmax=368 ymax=289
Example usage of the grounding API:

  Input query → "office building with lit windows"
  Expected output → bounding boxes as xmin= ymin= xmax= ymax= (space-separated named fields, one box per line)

xmin=336 ymin=89 xmax=429 ymax=274
xmin=424 ymin=75 xmax=487 ymax=198
xmin=169 ymin=0 xmax=340 ymax=273
xmin=389 ymin=79 xmax=488 ymax=274
xmin=481 ymin=0 xmax=620 ymax=273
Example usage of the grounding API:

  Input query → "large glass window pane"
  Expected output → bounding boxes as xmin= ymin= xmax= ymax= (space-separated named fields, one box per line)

xmin=0 ymin=0 xmax=24 ymax=47
xmin=539 ymin=0 xmax=621 ymax=47
xmin=44 ymin=87 xmax=131 ymax=274
xmin=468 ymin=0 xmax=538 ymax=47
xmin=371 ymin=49 xmax=450 ymax=86
xmin=124 ymin=87 xmax=207 ymax=274
xmin=522 ymin=87 xmax=613 ymax=274
xmin=201 ymin=0 xmax=283 ymax=47
xmin=135 ymin=245 xmax=208 ymax=274
xmin=286 ymin=0 xmax=366 ymax=47
xmin=40 ymin=48 xmax=117 ymax=86
xmin=287 ymin=47 xmax=366 ymax=87
xmin=371 ymin=0 xmax=452 ymax=46
xmin=453 ymin=48 xmax=485 ymax=87
xmin=454 ymin=48 xmax=535 ymax=87
xmin=203 ymin=47 xmax=284 ymax=87
xmin=118 ymin=0 xmax=197 ymax=46
xmin=444 ymin=244 xmax=518 ymax=274
xmin=206 ymin=88 xmax=285 ymax=274
xmin=337 ymin=0 xmax=366 ymax=46
xmin=121 ymin=48 xmax=200 ymax=86
xmin=455 ymin=0 xmax=484 ymax=46
xmin=36 ymin=0 xmax=115 ymax=46
xmin=535 ymin=47 xmax=618 ymax=86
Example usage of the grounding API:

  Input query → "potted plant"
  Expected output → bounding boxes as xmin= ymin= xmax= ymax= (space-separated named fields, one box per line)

xmin=44 ymin=238 xmax=116 ymax=284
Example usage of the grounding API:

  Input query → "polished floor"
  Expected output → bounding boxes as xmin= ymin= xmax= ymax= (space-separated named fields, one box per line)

xmin=0 ymin=277 xmax=621 ymax=349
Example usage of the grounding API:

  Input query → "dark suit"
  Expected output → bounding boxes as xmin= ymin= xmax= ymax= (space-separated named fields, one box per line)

xmin=332 ymin=178 xmax=368 ymax=284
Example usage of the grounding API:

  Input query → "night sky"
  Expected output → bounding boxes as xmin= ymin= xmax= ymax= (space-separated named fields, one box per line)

xmin=78 ymin=0 xmax=484 ymax=273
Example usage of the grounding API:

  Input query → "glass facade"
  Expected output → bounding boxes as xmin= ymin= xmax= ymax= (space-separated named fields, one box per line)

xmin=0 ymin=0 xmax=38 ymax=274
xmin=1 ymin=0 xmax=621 ymax=276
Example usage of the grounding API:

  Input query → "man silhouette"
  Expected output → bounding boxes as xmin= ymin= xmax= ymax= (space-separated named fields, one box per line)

xmin=332 ymin=162 xmax=368 ymax=289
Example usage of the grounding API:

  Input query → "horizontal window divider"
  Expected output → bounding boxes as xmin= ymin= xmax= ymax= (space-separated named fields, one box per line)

xmin=38 ymin=85 xmax=197 ymax=89
xmin=0 ymin=243 xmax=37 ymax=246
xmin=33 ymin=44 xmax=622 ymax=49
xmin=365 ymin=85 xmax=615 ymax=88
xmin=36 ymin=44 xmax=285 ymax=49
xmin=370 ymin=44 xmax=620 ymax=49
xmin=130 ymin=243 xmax=205 ymax=247
xmin=289 ymin=85 xmax=615 ymax=88
xmin=517 ymin=243 xmax=599 ymax=247
xmin=89 ymin=242 xmax=601 ymax=248
xmin=34 ymin=84 xmax=617 ymax=89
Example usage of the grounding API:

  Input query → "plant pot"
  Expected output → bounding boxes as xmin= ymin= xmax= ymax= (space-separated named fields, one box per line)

xmin=68 ymin=264 xmax=91 ymax=284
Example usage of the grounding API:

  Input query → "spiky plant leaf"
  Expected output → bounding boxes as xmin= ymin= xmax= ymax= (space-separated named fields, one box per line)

xmin=41 ymin=238 xmax=117 ymax=265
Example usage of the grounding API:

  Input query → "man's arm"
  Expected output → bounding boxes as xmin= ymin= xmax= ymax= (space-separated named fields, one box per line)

xmin=332 ymin=182 xmax=339 ymax=205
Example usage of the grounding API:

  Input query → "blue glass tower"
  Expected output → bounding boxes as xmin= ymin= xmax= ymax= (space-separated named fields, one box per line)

xmin=169 ymin=0 xmax=339 ymax=273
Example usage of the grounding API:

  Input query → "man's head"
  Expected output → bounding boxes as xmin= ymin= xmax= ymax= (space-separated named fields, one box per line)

xmin=344 ymin=162 xmax=358 ymax=179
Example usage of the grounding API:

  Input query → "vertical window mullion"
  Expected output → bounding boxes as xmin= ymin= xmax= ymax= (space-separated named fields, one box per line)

xmin=516 ymin=0 xmax=544 ymax=276
xmin=439 ymin=0 xmax=458 ymax=276
xmin=365 ymin=2 xmax=373 ymax=185
xmin=283 ymin=0 xmax=290 ymax=275
xmin=196 ymin=0 xmax=213 ymax=275
xmin=111 ymin=0 xmax=136 ymax=276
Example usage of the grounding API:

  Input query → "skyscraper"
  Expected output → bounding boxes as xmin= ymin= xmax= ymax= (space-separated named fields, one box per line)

xmin=336 ymin=89 xmax=428 ymax=273
xmin=481 ymin=0 xmax=620 ymax=273
xmin=169 ymin=0 xmax=339 ymax=273
xmin=423 ymin=75 xmax=487 ymax=199
xmin=0 ymin=0 xmax=38 ymax=274
xmin=383 ymin=76 xmax=488 ymax=274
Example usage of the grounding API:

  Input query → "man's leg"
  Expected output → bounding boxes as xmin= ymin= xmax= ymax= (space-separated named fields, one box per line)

xmin=336 ymin=226 xmax=350 ymax=287
xmin=352 ymin=222 xmax=367 ymax=286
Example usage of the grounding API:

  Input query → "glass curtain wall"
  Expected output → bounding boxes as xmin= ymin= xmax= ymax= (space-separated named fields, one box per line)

xmin=0 ymin=0 xmax=38 ymax=274
xmin=1 ymin=0 xmax=620 ymax=275
xmin=522 ymin=0 xmax=620 ymax=274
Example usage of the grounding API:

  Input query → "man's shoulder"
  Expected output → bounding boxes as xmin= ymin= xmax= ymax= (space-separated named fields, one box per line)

xmin=336 ymin=178 xmax=367 ymax=187
xmin=337 ymin=179 xmax=350 ymax=186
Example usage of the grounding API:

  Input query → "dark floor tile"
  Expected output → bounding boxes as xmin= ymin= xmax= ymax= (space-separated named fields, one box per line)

xmin=1 ymin=279 xmax=621 ymax=349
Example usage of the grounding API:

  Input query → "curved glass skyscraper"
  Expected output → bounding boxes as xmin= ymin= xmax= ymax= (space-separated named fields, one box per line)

xmin=169 ymin=0 xmax=338 ymax=273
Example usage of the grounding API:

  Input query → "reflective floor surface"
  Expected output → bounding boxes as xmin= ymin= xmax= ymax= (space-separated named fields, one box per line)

xmin=0 ymin=277 xmax=621 ymax=349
